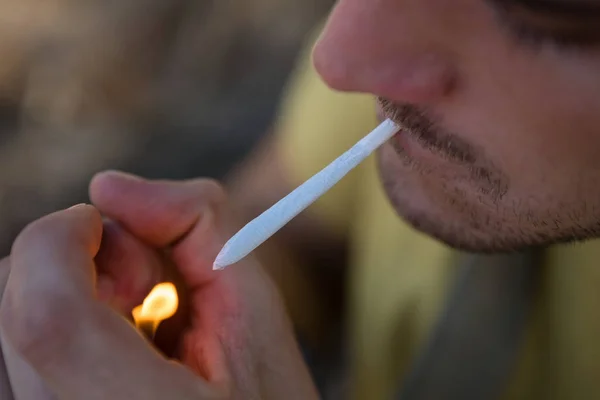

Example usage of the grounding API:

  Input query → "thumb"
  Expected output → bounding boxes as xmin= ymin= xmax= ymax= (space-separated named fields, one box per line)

xmin=0 ymin=206 xmax=219 ymax=400
xmin=90 ymin=171 xmax=234 ymax=289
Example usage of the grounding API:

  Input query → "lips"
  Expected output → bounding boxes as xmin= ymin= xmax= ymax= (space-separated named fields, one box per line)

xmin=389 ymin=126 xmax=441 ymax=165
xmin=375 ymin=104 xmax=388 ymax=124
xmin=375 ymin=99 xmax=429 ymax=159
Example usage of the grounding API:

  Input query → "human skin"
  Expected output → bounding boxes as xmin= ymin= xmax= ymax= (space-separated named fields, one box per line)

xmin=0 ymin=172 xmax=318 ymax=400
xmin=4 ymin=1 xmax=600 ymax=397
xmin=314 ymin=0 xmax=600 ymax=252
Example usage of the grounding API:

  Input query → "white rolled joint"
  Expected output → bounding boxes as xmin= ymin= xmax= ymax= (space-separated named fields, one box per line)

xmin=213 ymin=119 xmax=400 ymax=270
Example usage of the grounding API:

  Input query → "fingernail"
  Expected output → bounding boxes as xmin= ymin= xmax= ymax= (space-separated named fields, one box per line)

xmin=68 ymin=203 xmax=88 ymax=210
xmin=106 ymin=170 xmax=142 ymax=181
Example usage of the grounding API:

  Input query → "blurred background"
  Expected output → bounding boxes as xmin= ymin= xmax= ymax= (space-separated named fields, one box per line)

xmin=0 ymin=0 xmax=334 ymax=254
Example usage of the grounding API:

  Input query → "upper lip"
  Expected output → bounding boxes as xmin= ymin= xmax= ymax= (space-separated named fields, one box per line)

xmin=375 ymin=103 xmax=387 ymax=123
xmin=376 ymin=99 xmax=404 ymax=129
xmin=377 ymin=110 xmax=405 ymax=135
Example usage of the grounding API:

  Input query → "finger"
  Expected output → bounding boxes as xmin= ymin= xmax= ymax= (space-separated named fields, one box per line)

xmin=8 ymin=204 xmax=103 ymax=301
xmin=90 ymin=172 xmax=316 ymax=399
xmin=90 ymin=172 xmax=275 ymax=384
xmin=0 ymin=205 xmax=102 ymax=368
xmin=0 ymin=204 xmax=102 ymax=400
xmin=90 ymin=171 xmax=227 ymax=247
xmin=0 ymin=206 xmax=221 ymax=400
xmin=90 ymin=171 xmax=231 ymax=288
xmin=95 ymin=220 xmax=164 ymax=313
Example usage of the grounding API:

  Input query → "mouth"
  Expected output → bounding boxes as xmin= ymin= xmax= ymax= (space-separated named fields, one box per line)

xmin=375 ymin=101 xmax=430 ymax=161
xmin=388 ymin=127 xmax=436 ymax=166
xmin=375 ymin=105 xmax=387 ymax=124
xmin=375 ymin=99 xmax=507 ymax=198
xmin=375 ymin=98 xmax=477 ymax=165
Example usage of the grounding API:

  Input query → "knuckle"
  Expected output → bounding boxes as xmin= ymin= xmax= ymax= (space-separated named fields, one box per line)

xmin=12 ymin=207 xmax=101 ymax=262
xmin=188 ymin=178 xmax=228 ymax=205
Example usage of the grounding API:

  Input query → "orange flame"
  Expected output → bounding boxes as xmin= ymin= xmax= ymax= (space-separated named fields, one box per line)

xmin=132 ymin=282 xmax=178 ymax=335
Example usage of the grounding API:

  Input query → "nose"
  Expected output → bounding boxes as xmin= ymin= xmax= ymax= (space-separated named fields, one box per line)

xmin=313 ymin=0 xmax=457 ymax=104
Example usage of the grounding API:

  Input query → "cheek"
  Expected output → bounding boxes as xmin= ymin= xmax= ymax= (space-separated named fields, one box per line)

xmin=444 ymin=43 xmax=600 ymax=194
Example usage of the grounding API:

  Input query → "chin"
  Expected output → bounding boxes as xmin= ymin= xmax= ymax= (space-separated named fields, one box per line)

xmin=375 ymin=143 xmax=598 ymax=253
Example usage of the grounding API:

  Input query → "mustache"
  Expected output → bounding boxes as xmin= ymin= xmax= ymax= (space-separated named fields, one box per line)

xmin=377 ymin=97 xmax=476 ymax=164
xmin=377 ymin=97 xmax=509 ymax=199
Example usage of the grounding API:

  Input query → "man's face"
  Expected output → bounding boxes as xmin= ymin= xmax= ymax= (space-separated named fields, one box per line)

xmin=313 ymin=0 xmax=600 ymax=252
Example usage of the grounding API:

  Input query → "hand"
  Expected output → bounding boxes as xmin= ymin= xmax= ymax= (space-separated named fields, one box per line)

xmin=0 ymin=171 xmax=318 ymax=399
